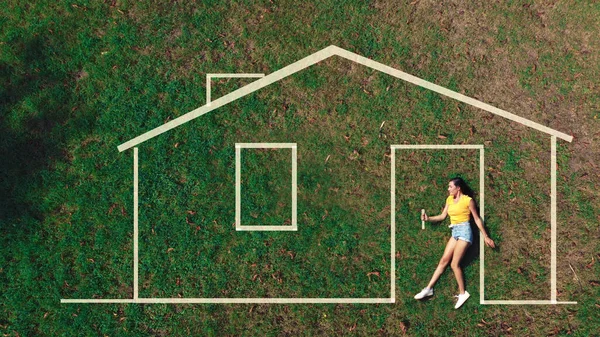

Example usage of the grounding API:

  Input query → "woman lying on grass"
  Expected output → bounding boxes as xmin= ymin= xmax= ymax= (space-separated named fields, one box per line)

xmin=414 ymin=177 xmax=496 ymax=309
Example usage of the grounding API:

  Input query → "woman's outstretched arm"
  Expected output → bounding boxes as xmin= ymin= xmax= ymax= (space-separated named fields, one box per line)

xmin=468 ymin=200 xmax=496 ymax=248
xmin=422 ymin=203 xmax=449 ymax=223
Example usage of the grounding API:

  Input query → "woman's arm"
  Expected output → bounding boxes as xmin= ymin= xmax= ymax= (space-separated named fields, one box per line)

xmin=422 ymin=203 xmax=448 ymax=223
xmin=468 ymin=200 xmax=496 ymax=248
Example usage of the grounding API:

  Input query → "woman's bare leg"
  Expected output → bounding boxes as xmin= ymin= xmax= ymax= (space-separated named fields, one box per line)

xmin=450 ymin=239 xmax=471 ymax=294
xmin=426 ymin=238 xmax=457 ymax=289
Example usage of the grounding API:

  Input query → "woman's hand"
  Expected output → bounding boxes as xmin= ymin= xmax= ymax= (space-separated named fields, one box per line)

xmin=421 ymin=212 xmax=428 ymax=221
xmin=484 ymin=236 xmax=496 ymax=248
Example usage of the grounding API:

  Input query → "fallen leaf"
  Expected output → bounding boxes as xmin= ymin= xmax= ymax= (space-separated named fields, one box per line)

xmin=167 ymin=247 xmax=174 ymax=253
xmin=438 ymin=134 xmax=447 ymax=139
xmin=399 ymin=321 xmax=407 ymax=333
xmin=585 ymin=257 xmax=595 ymax=268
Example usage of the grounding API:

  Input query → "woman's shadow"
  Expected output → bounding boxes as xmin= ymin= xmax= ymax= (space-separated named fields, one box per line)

xmin=463 ymin=219 xmax=481 ymax=268
xmin=461 ymin=208 xmax=498 ymax=290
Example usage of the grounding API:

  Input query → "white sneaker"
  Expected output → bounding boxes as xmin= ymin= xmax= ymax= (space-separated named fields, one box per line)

xmin=454 ymin=291 xmax=470 ymax=309
xmin=414 ymin=287 xmax=434 ymax=300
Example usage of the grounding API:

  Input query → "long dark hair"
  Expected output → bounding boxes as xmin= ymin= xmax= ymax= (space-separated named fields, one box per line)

xmin=449 ymin=177 xmax=475 ymax=199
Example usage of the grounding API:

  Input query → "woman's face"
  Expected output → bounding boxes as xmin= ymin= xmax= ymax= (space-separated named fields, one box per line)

xmin=448 ymin=181 xmax=460 ymax=196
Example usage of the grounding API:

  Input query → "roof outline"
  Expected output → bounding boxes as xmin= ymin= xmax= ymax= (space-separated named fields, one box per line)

xmin=117 ymin=45 xmax=573 ymax=152
xmin=206 ymin=73 xmax=265 ymax=106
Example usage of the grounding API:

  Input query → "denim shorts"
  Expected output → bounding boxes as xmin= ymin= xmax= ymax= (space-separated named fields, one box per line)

xmin=450 ymin=222 xmax=473 ymax=244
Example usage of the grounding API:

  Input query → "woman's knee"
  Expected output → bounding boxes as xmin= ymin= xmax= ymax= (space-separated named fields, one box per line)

xmin=450 ymin=261 xmax=461 ymax=271
xmin=439 ymin=257 xmax=451 ymax=267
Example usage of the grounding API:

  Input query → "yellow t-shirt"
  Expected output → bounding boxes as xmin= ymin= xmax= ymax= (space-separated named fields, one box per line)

xmin=446 ymin=195 xmax=472 ymax=224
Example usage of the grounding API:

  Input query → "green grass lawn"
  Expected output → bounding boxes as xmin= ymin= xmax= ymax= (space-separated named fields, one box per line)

xmin=1 ymin=1 xmax=599 ymax=336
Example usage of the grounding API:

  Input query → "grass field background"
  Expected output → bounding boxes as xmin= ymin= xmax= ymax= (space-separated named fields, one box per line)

xmin=1 ymin=1 xmax=599 ymax=335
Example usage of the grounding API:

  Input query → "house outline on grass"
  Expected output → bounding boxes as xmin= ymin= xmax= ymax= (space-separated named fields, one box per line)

xmin=61 ymin=45 xmax=576 ymax=305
